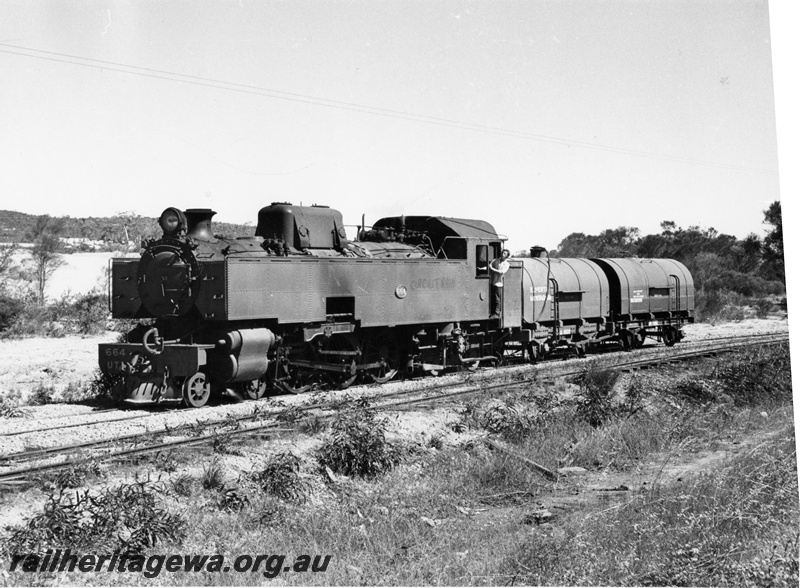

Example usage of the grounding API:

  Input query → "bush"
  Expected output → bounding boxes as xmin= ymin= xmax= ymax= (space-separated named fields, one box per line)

xmin=0 ymin=290 xmax=109 ymax=338
xmin=716 ymin=344 xmax=793 ymax=406
xmin=573 ymin=364 xmax=620 ymax=427
xmin=704 ymin=270 xmax=784 ymax=297
xmin=253 ymin=451 xmax=308 ymax=502
xmin=6 ymin=480 xmax=186 ymax=555
xmin=201 ymin=461 xmax=226 ymax=490
xmin=696 ymin=289 xmax=747 ymax=323
xmin=70 ymin=290 xmax=109 ymax=334
xmin=478 ymin=399 xmax=538 ymax=442
xmin=317 ymin=410 xmax=403 ymax=478
xmin=0 ymin=293 xmax=24 ymax=332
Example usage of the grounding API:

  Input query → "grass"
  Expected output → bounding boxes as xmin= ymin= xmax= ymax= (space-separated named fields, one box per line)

xmin=2 ymin=344 xmax=795 ymax=586
xmin=507 ymin=423 xmax=799 ymax=586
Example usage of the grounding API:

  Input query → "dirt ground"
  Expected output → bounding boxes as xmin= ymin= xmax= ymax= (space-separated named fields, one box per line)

xmin=0 ymin=317 xmax=789 ymax=405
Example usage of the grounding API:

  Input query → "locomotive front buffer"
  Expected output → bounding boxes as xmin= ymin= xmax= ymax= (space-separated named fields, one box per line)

xmin=99 ymin=326 xmax=277 ymax=407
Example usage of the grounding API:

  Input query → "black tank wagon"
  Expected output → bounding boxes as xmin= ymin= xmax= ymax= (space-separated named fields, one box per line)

xmin=100 ymin=203 xmax=694 ymax=407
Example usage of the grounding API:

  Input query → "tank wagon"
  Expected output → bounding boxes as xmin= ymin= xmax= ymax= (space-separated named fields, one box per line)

xmin=99 ymin=203 xmax=694 ymax=407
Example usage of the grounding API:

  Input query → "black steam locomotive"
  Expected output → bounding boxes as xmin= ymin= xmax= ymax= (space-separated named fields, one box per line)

xmin=99 ymin=203 xmax=694 ymax=407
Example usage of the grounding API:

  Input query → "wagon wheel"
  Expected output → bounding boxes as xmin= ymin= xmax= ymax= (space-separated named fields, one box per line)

xmin=239 ymin=376 xmax=267 ymax=400
xmin=527 ymin=342 xmax=541 ymax=363
xmin=316 ymin=334 xmax=359 ymax=390
xmin=492 ymin=341 xmax=506 ymax=367
xmin=663 ymin=325 xmax=679 ymax=347
xmin=619 ymin=330 xmax=634 ymax=351
xmin=182 ymin=372 xmax=211 ymax=408
xmin=362 ymin=331 xmax=401 ymax=384
xmin=632 ymin=330 xmax=646 ymax=348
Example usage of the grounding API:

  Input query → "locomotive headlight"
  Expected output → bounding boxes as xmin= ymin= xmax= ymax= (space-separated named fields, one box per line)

xmin=159 ymin=207 xmax=186 ymax=238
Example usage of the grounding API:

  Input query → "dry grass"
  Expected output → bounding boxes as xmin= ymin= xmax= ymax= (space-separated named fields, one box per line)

xmin=2 ymin=345 xmax=795 ymax=586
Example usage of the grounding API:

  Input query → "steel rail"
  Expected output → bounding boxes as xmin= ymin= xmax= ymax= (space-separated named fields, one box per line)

xmin=1 ymin=331 xmax=788 ymax=462
xmin=0 ymin=333 xmax=788 ymax=482
xmin=1 ymin=330 xmax=787 ymax=439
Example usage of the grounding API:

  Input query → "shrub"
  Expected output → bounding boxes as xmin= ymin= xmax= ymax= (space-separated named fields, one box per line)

xmin=716 ymin=344 xmax=792 ymax=406
xmin=88 ymin=369 xmax=122 ymax=402
xmin=696 ymin=289 xmax=747 ymax=323
xmin=478 ymin=399 xmax=538 ymax=442
xmin=201 ymin=461 xmax=226 ymax=490
xmin=317 ymin=410 xmax=403 ymax=478
xmin=705 ymin=270 xmax=785 ymax=297
xmin=671 ymin=378 xmax=719 ymax=404
xmin=751 ymin=297 xmax=774 ymax=318
xmin=215 ymin=486 xmax=249 ymax=512
xmin=0 ymin=389 xmax=30 ymax=418
xmin=6 ymin=481 xmax=186 ymax=555
xmin=70 ymin=290 xmax=109 ymax=334
xmin=0 ymin=293 xmax=24 ymax=332
xmin=0 ymin=290 xmax=109 ymax=338
xmin=170 ymin=474 xmax=195 ymax=497
xmin=253 ymin=451 xmax=307 ymax=502
xmin=29 ymin=382 xmax=55 ymax=405
xmin=39 ymin=461 xmax=104 ymax=490
xmin=573 ymin=364 xmax=620 ymax=427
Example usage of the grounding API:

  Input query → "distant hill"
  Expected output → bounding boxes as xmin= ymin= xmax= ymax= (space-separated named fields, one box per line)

xmin=0 ymin=210 xmax=255 ymax=248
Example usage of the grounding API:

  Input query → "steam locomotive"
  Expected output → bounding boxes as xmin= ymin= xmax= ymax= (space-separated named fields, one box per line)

xmin=99 ymin=203 xmax=694 ymax=407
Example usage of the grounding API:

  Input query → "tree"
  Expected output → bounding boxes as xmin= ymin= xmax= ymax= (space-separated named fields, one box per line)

xmin=761 ymin=201 xmax=784 ymax=282
xmin=28 ymin=215 xmax=66 ymax=305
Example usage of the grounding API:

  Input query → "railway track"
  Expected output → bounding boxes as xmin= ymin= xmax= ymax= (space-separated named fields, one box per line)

xmin=0 ymin=331 xmax=788 ymax=482
xmin=0 ymin=330 xmax=786 ymax=441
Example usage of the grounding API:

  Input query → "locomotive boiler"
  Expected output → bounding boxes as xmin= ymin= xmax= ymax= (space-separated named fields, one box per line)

xmin=99 ymin=203 xmax=694 ymax=407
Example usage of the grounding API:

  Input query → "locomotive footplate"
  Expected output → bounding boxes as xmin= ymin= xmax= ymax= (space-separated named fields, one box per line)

xmin=99 ymin=343 xmax=213 ymax=404
xmin=99 ymin=343 xmax=211 ymax=377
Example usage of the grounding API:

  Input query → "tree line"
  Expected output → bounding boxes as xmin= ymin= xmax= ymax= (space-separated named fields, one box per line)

xmin=551 ymin=201 xmax=785 ymax=298
xmin=0 ymin=210 xmax=254 ymax=248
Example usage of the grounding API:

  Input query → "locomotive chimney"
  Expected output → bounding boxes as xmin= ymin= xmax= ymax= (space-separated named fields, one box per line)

xmin=185 ymin=209 xmax=217 ymax=242
xmin=530 ymin=246 xmax=548 ymax=258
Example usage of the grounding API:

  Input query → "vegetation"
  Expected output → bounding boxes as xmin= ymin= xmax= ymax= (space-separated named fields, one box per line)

xmin=553 ymin=201 xmax=786 ymax=321
xmin=317 ymin=410 xmax=406 ymax=478
xmin=6 ymin=480 xmax=186 ymax=556
xmin=0 ymin=209 xmax=254 ymax=249
xmin=252 ymin=451 xmax=308 ymax=502
xmin=27 ymin=215 xmax=66 ymax=305
xmin=1 ymin=345 xmax=794 ymax=586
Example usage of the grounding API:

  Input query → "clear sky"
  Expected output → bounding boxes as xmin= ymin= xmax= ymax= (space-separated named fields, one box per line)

xmin=0 ymin=0 xmax=791 ymax=253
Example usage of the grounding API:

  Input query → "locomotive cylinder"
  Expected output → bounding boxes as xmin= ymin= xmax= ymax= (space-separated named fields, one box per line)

xmin=215 ymin=328 xmax=276 ymax=383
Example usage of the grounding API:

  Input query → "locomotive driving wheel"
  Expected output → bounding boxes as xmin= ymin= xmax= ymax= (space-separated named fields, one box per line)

xmin=182 ymin=372 xmax=211 ymax=408
xmin=276 ymin=345 xmax=317 ymax=394
xmin=362 ymin=330 xmax=401 ymax=384
xmin=239 ymin=376 xmax=267 ymax=400
xmin=316 ymin=334 xmax=359 ymax=390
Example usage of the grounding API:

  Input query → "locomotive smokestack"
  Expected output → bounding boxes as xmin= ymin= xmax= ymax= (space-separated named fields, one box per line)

xmin=530 ymin=246 xmax=548 ymax=258
xmin=185 ymin=209 xmax=217 ymax=242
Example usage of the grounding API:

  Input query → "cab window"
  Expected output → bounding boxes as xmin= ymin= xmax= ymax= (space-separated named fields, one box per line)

xmin=476 ymin=245 xmax=489 ymax=277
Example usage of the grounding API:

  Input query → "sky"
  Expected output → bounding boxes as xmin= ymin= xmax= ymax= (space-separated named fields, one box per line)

xmin=0 ymin=0 xmax=793 ymax=254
